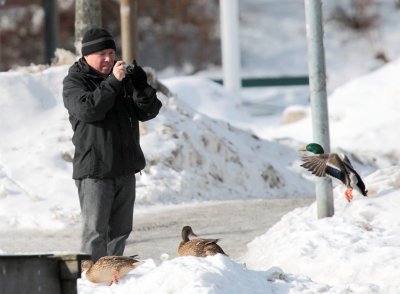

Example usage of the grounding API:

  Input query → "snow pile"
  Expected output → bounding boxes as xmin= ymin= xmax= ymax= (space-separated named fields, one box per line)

xmin=78 ymin=254 xmax=341 ymax=293
xmin=260 ymin=58 xmax=400 ymax=166
xmin=0 ymin=66 xmax=313 ymax=230
xmin=138 ymin=83 xmax=313 ymax=205
xmin=244 ymin=166 xmax=400 ymax=293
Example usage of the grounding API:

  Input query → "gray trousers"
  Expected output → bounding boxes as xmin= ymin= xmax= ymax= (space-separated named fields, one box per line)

xmin=75 ymin=176 xmax=136 ymax=262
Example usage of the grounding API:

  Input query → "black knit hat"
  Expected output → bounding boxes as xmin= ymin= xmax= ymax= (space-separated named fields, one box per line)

xmin=81 ymin=28 xmax=116 ymax=56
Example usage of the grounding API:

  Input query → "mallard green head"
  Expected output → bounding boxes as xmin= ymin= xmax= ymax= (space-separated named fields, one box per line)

xmin=299 ymin=143 xmax=325 ymax=154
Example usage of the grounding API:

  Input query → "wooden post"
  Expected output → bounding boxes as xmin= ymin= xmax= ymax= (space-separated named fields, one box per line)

xmin=120 ymin=0 xmax=138 ymax=63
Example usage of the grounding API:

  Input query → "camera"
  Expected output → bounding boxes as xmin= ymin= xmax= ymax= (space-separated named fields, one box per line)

xmin=123 ymin=59 xmax=139 ymax=74
xmin=123 ymin=64 xmax=135 ymax=74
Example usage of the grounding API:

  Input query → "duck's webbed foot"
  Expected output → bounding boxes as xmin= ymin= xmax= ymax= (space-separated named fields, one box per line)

xmin=345 ymin=188 xmax=353 ymax=202
xmin=110 ymin=271 xmax=120 ymax=285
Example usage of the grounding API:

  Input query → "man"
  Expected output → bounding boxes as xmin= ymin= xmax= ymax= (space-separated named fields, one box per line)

xmin=63 ymin=27 xmax=162 ymax=262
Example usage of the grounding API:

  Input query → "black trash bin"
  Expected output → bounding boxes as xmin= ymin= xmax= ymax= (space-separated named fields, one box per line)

xmin=0 ymin=254 xmax=61 ymax=294
xmin=0 ymin=253 xmax=90 ymax=294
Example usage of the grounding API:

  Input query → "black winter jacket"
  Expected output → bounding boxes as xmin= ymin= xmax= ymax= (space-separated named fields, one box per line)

xmin=62 ymin=58 xmax=162 ymax=179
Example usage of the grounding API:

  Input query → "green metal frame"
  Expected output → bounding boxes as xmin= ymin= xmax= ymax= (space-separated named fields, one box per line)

xmin=213 ymin=76 xmax=309 ymax=87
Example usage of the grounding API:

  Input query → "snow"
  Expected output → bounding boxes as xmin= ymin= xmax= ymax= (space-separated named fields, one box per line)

xmin=1 ymin=1 xmax=400 ymax=293
xmin=245 ymin=167 xmax=400 ymax=293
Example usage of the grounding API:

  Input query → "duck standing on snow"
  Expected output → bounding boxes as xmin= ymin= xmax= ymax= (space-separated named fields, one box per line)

xmin=178 ymin=226 xmax=228 ymax=257
xmin=299 ymin=143 xmax=368 ymax=202
xmin=81 ymin=255 xmax=141 ymax=285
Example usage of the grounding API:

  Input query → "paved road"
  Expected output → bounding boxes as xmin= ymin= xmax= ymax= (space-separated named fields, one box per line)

xmin=0 ymin=198 xmax=313 ymax=261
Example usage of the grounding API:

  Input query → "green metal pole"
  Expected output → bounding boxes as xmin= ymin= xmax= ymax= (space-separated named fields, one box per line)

xmin=43 ymin=0 xmax=58 ymax=64
xmin=304 ymin=0 xmax=334 ymax=218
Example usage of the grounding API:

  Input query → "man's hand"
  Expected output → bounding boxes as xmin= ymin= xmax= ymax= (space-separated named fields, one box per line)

xmin=129 ymin=60 xmax=149 ymax=91
xmin=113 ymin=60 xmax=126 ymax=81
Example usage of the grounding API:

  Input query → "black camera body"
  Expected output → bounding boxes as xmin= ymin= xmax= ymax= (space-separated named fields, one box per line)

xmin=124 ymin=64 xmax=136 ymax=74
xmin=124 ymin=59 xmax=140 ymax=74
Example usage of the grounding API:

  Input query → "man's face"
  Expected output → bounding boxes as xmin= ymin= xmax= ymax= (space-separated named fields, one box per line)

xmin=84 ymin=48 xmax=116 ymax=75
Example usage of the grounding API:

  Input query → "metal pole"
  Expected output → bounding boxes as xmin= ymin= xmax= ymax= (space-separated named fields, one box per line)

xmin=304 ymin=0 xmax=334 ymax=218
xmin=120 ymin=0 xmax=138 ymax=63
xmin=219 ymin=0 xmax=241 ymax=94
xmin=43 ymin=0 xmax=58 ymax=64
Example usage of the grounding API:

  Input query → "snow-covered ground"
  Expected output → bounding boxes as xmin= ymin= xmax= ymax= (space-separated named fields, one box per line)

xmin=1 ymin=1 xmax=400 ymax=293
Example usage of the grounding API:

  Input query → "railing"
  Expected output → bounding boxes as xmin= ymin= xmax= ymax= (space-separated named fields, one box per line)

xmin=213 ymin=76 xmax=309 ymax=87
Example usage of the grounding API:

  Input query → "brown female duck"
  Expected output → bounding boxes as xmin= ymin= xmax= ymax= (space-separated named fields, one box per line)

xmin=81 ymin=255 xmax=141 ymax=285
xmin=178 ymin=226 xmax=227 ymax=257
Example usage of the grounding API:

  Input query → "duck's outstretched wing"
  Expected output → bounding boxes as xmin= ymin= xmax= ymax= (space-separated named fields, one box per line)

xmin=300 ymin=154 xmax=329 ymax=177
xmin=301 ymin=153 xmax=350 ymax=185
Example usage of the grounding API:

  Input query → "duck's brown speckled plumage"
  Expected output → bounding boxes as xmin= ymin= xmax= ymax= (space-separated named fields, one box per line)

xmin=82 ymin=255 xmax=141 ymax=285
xmin=178 ymin=226 xmax=227 ymax=257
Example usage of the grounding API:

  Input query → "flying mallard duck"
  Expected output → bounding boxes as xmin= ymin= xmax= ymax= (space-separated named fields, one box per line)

xmin=81 ymin=255 xmax=141 ymax=285
xmin=178 ymin=226 xmax=227 ymax=257
xmin=299 ymin=143 xmax=368 ymax=202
